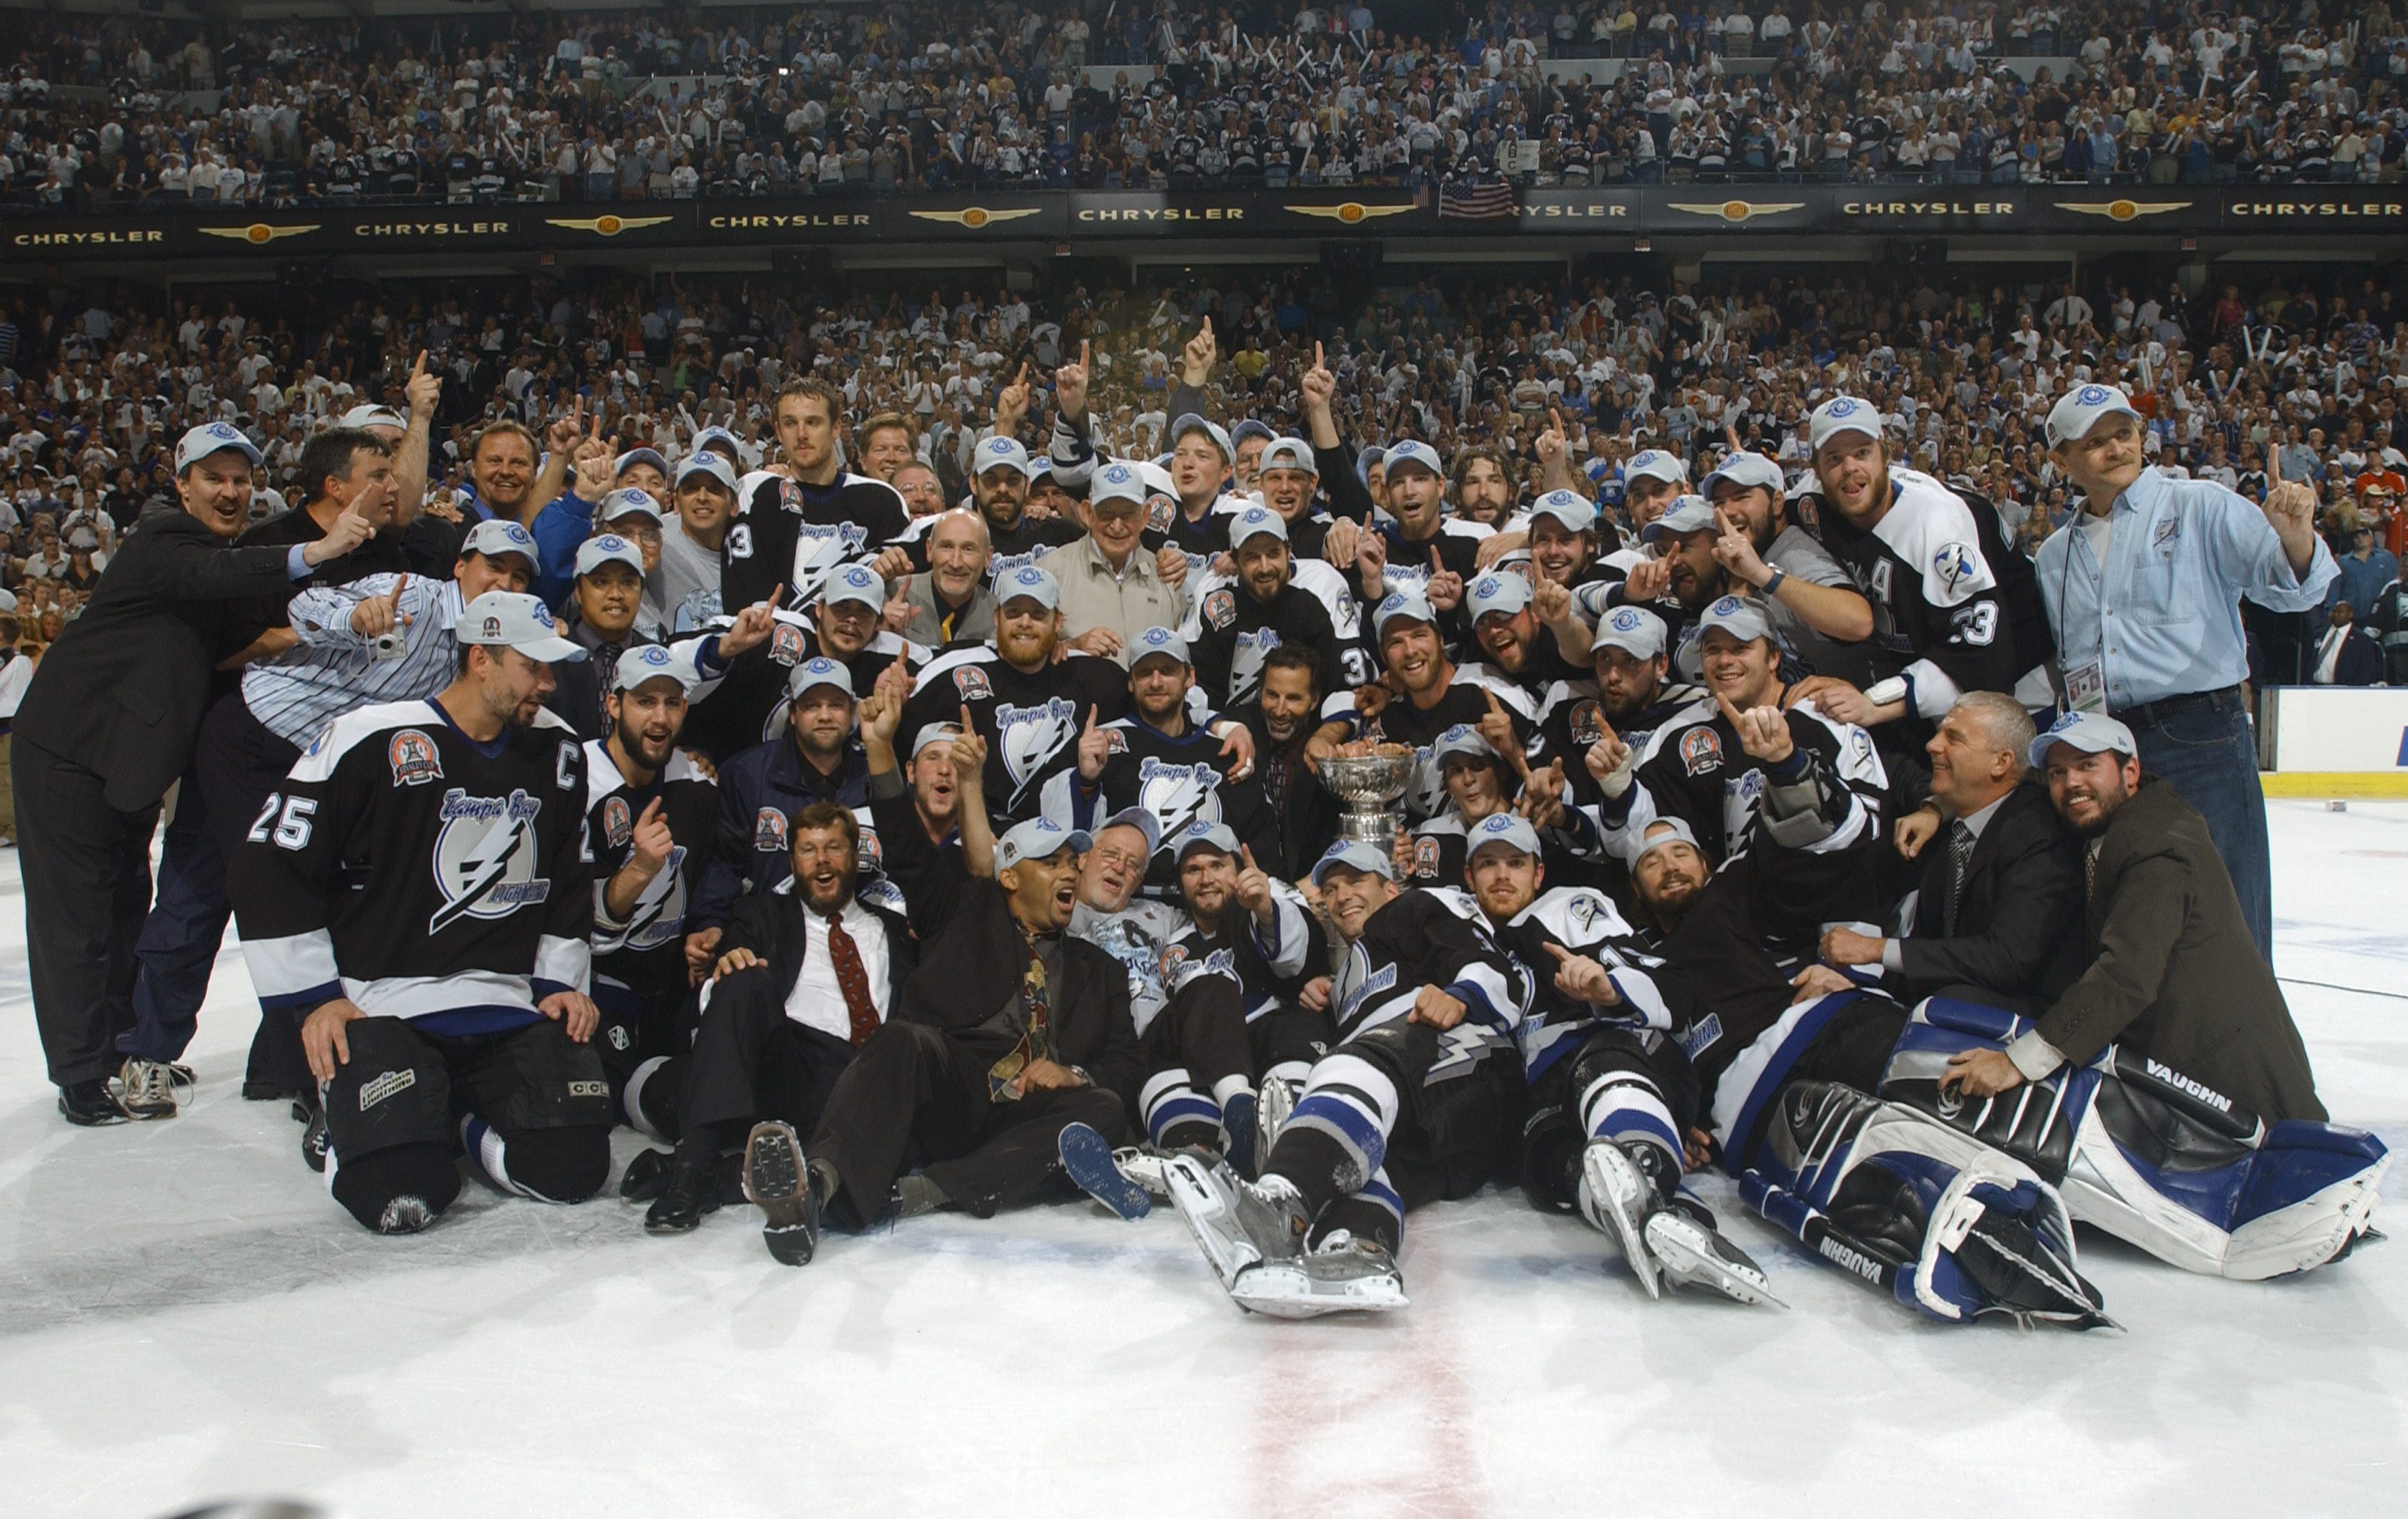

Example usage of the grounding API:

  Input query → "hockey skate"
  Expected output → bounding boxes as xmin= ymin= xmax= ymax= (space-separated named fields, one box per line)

xmin=1230 ymin=1236 xmax=1410 ymax=1319
xmin=1580 ymin=1138 xmax=1664 ymax=1298
xmin=1256 ymin=1075 xmax=1301 ymax=1164
xmin=1059 ymin=1121 xmax=1152 ymax=1220
xmin=1581 ymin=1138 xmax=1781 ymax=1306
xmin=1110 ymin=1145 xmax=1178 ymax=1199
xmin=1162 ymin=1153 xmax=1406 ymax=1318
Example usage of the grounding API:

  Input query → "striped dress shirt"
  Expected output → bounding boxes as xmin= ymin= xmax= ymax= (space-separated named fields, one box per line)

xmin=243 ymin=573 xmax=466 ymax=747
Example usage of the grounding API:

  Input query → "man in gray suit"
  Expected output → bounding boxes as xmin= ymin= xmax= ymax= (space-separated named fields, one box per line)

xmin=897 ymin=508 xmax=998 ymax=648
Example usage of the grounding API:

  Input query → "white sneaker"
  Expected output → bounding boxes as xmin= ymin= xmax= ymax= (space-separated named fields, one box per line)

xmin=113 ymin=1058 xmax=194 ymax=1121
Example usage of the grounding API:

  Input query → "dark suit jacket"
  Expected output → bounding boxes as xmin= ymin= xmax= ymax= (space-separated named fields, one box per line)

xmin=1236 ymin=706 xmax=1340 ymax=885
xmin=719 ymin=877 xmax=915 ymax=1010
xmin=14 ymin=505 xmax=301 ymax=810
xmin=2038 ymin=777 xmax=2325 ymax=1122
xmin=1894 ymin=781 xmax=2085 ymax=1006
xmin=865 ymin=766 xmax=1144 ymax=1110
xmin=898 ymin=571 xmax=998 ymax=648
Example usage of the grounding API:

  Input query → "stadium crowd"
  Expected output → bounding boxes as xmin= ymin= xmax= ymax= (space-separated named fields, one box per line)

xmin=5 ymin=1 xmax=2408 ymax=205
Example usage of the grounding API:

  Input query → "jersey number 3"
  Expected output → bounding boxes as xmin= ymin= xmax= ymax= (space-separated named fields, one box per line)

xmin=247 ymin=793 xmax=317 ymax=851
xmin=1949 ymin=602 xmax=1999 ymax=647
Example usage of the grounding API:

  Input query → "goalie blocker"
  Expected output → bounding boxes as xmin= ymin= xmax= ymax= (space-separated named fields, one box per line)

xmin=1880 ymin=998 xmax=2388 ymax=1281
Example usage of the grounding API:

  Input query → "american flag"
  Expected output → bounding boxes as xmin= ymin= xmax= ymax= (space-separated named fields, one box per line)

xmin=1438 ymin=175 xmax=1515 ymax=220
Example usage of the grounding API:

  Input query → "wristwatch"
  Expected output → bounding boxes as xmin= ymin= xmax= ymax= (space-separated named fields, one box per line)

xmin=1759 ymin=566 xmax=1787 ymax=596
xmin=1069 ymin=1064 xmax=1094 ymax=1088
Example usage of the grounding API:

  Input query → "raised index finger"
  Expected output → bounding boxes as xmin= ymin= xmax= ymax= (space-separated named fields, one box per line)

xmin=1239 ymin=844 xmax=1258 ymax=871
xmin=1080 ymin=338 xmax=1091 ymax=368
xmin=2268 ymin=446 xmax=2284 ymax=487
xmin=1715 ymin=691 xmax=1745 ymax=727
xmin=1314 ymin=341 xmax=1324 ymax=368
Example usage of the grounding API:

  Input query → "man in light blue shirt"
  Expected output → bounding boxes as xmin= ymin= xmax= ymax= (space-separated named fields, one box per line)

xmin=2034 ymin=383 xmax=2336 ymax=962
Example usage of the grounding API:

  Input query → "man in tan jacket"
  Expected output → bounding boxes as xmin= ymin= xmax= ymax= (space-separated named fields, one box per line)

xmin=1038 ymin=461 xmax=1187 ymax=666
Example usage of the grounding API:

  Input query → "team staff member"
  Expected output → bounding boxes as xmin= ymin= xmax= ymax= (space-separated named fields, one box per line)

xmin=15 ymin=424 xmax=372 ymax=1125
xmin=2034 ymin=384 xmax=2336 ymax=964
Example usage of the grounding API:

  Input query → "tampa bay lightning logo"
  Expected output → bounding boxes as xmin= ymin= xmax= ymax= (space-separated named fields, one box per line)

xmin=621 ymin=845 xmax=689 ymax=950
xmin=207 ymin=422 xmax=243 ymax=443
xmin=984 ymin=437 xmax=1022 ymax=464
xmin=792 ymin=522 xmax=870 ymax=602
xmin=1630 ymin=451 xmax=1660 ymax=469
xmin=997 ymin=697 xmax=1078 ymax=803
xmin=1099 ymin=462 xmax=1138 ymax=492
xmin=428 ymin=789 xmax=549 ymax=933
xmin=1932 ymin=542 xmax=1979 ymax=590
xmin=1825 ymin=398 xmax=1859 ymax=418
xmin=2076 ymin=384 xmax=2112 ymax=406
xmin=1137 ymin=756 xmax=1222 ymax=841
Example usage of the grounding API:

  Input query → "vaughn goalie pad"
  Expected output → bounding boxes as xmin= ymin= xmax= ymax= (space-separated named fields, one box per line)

xmin=1880 ymin=999 xmax=2389 ymax=1282
xmin=1739 ymin=1081 xmax=2110 ymax=1328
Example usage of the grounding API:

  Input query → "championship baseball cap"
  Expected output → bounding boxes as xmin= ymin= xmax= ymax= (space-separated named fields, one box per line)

xmin=1381 ymin=439 xmax=1443 ymax=478
xmin=1696 ymin=593 xmax=1773 ymax=645
xmin=786 ymin=655 xmax=855 ymax=700
xmin=1091 ymin=460 xmax=1149 ymax=507
xmin=1640 ymin=495 xmax=1719 ymax=544
xmin=574 ymin=533 xmax=645 ymax=579
xmin=175 ymin=421 xmax=263 ymax=472
xmin=598 ymin=488 xmax=665 ymax=525
xmin=822 ymin=563 xmax=886 ymax=610
xmin=1170 ymin=412 xmax=1234 ymax=461
xmin=996 ymin=815 xmax=1092 ymax=871
xmin=975 ymin=434 xmax=1036 ymax=478
xmin=911 ymin=721 xmax=964 ymax=758
xmin=995 ymin=563 xmax=1061 ymax=611
xmin=1375 ymin=587 xmax=1439 ymax=634
xmin=1231 ymin=418 xmax=1277 ymax=450
xmin=1467 ymin=811 xmax=1541 ymax=859
xmin=691 ymin=424 xmax=746 ymax=464
xmin=1432 ymin=724 xmax=1499 ymax=767
xmin=1094 ymin=804 xmax=1164 ymax=856
xmin=460 ymin=591 xmax=585 ymax=663
xmin=336 ymin=403 xmax=407 ymax=432
xmin=1175 ymin=820 xmax=1240 ymax=862
xmin=1467 ymin=571 xmax=1531 ymax=622
xmin=1807 ymin=396 xmax=1880 ymax=453
xmin=2045 ymin=383 xmax=2146 ymax=449
xmin=1230 ymin=504 xmax=1289 ymax=547
xmin=2027 ymin=709 xmax=2138 ymax=770
xmin=612 ymin=641 xmax=699 ymax=694
xmin=1259 ymin=436 xmax=1317 ymax=474
xmin=1528 ymin=488 xmax=1598 ymax=534
xmin=675 ymin=452 xmax=739 ymax=493
xmin=1621 ymin=815 xmax=1703 ymax=868
xmin=1623 ymin=449 xmax=1687 ymax=486
xmin=1592 ymin=604 xmax=1669 ymax=660
xmin=1702 ymin=449 xmax=1785 ymax=498
xmin=1130 ymin=625 xmax=1191 ymax=668
xmin=461 ymin=517 xmax=539 ymax=568
xmin=613 ymin=446 xmax=671 ymax=480
xmin=1310 ymin=838 xmax=1397 ymax=887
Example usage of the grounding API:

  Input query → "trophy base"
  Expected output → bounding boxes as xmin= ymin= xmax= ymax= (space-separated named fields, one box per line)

xmin=1339 ymin=808 xmax=1404 ymax=857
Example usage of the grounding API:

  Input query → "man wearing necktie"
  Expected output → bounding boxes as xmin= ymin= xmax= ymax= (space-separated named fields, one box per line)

xmin=629 ymin=800 xmax=915 ymax=1236
xmin=1809 ymin=691 xmax=2085 ymax=1015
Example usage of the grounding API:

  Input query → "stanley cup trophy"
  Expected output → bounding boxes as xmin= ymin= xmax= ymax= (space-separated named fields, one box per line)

xmin=1317 ymin=748 xmax=1417 ymax=856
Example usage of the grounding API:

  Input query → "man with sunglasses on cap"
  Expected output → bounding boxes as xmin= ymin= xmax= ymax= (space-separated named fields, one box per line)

xmin=2033 ymin=381 xmax=2337 ymax=963
xmin=18 ymin=422 xmax=375 ymax=1125
xmin=229 ymin=591 xmax=608 ymax=1236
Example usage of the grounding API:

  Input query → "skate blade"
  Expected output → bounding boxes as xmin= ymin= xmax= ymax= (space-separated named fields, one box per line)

xmin=1644 ymin=1213 xmax=1786 ymax=1309
xmin=1164 ymin=1154 xmax=1262 ymax=1291
xmin=1581 ymin=1143 xmax=1662 ymax=1300
xmin=1060 ymin=1122 xmax=1151 ymax=1220
xmin=1112 ymin=1147 xmax=1175 ymax=1200
xmin=1229 ymin=1260 xmax=1409 ymax=1318
xmin=1257 ymin=1080 xmax=1296 ymax=1164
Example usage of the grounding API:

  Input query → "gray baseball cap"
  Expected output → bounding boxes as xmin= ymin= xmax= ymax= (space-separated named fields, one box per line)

xmin=1230 ymin=504 xmax=1289 ymax=547
xmin=2027 ymin=710 xmax=2138 ymax=770
xmin=1174 ymin=820 xmax=1240 ymax=862
xmin=174 ymin=422 xmax=262 ymax=472
xmin=996 ymin=815 xmax=1092 ymax=871
xmin=1696 ymin=593 xmax=1773 ymax=645
xmin=1591 ymin=604 xmax=1669 ymax=660
xmin=460 ymin=591 xmax=585 ymax=663
xmin=1621 ymin=815 xmax=1703 ymax=868
xmin=1702 ymin=449 xmax=1784 ymax=498
xmin=821 ymin=563 xmax=887 ymax=610
xmin=574 ymin=533 xmax=645 ymax=579
xmin=613 ymin=642 xmax=699 ymax=694
xmin=1639 ymin=495 xmax=1718 ymax=544
xmin=1807 ymin=396 xmax=1880 ymax=453
xmin=460 ymin=517 xmax=539 ymax=569
xmin=995 ymin=562 xmax=1061 ymax=612
xmin=1310 ymin=838 xmax=1397 ymax=886
xmin=1466 ymin=811 xmax=1541 ymax=859
xmin=2045 ymin=383 xmax=2146 ymax=449
xmin=786 ymin=656 xmax=855 ymax=700
xmin=1130 ymin=625 xmax=1192 ymax=669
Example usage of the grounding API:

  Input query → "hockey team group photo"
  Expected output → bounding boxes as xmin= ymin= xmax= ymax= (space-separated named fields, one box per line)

xmin=3 ymin=0 xmax=2406 ymax=1514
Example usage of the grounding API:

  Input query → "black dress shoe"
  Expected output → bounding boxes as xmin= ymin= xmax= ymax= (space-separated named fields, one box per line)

xmin=644 ymin=1156 xmax=721 ymax=1234
xmin=620 ymin=1147 xmax=674 ymax=1201
xmin=59 ymin=1080 xmax=129 ymax=1126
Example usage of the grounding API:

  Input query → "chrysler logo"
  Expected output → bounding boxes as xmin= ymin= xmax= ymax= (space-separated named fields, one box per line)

xmin=1666 ymin=200 xmax=1805 ymax=224
xmin=907 ymin=207 xmax=1042 ymax=228
xmin=548 ymin=214 xmax=673 ymax=237
xmin=1287 ymin=201 xmax=1415 ymax=224
xmin=2058 ymin=199 xmax=2189 ymax=222
xmin=197 ymin=222 xmax=319 ymax=244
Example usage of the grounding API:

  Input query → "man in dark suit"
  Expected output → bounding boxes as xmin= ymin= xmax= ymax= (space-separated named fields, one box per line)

xmin=1233 ymin=644 xmax=1339 ymax=883
xmin=13 ymin=424 xmax=371 ymax=1125
xmin=1810 ymin=691 xmax=2084 ymax=1014
xmin=738 ymin=677 xmax=1143 ymax=1263
xmin=1943 ymin=712 xmax=2327 ymax=1122
xmin=631 ymin=798 xmax=916 ymax=1236
xmin=2309 ymin=601 xmax=2385 ymax=687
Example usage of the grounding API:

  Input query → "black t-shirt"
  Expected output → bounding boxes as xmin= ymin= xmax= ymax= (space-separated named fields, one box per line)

xmin=226 ymin=505 xmax=409 ymax=657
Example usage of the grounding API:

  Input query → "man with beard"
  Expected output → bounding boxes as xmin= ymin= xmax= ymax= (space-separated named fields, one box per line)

xmin=1606 ymin=449 xmax=1689 ymax=569
xmin=1599 ymin=496 xmax=1724 ymax=652
xmin=722 ymin=378 xmax=913 ymax=612
xmin=1450 ymin=447 xmax=1518 ymax=531
xmin=1058 ymin=625 xmax=1276 ymax=897
xmin=1519 ymin=488 xmax=1621 ymax=595
xmin=631 ymin=797 xmax=914 ymax=1237
xmin=1307 ymin=589 xmax=1534 ymax=824
xmin=1235 ymin=645 xmax=1339 ymax=883
xmin=580 ymin=645 xmax=721 ymax=1140
xmin=1187 ymin=504 xmax=1339 ymax=714
xmin=1464 ymin=568 xmax=1585 ymax=705
xmin=1164 ymin=829 xmax=1531 ymax=1316
xmin=897 ymin=507 xmax=1000 ymax=646
xmin=736 ymin=681 xmax=1143 ymax=1266
xmin=902 ymin=564 xmax=1132 ymax=828
xmin=962 ymin=434 xmax=1083 ymax=584
xmin=1397 ymin=725 xmax=1541 ymax=889
xmin=794 ymin=563 xmax=930 ymax=695
xmin=1334 ymin=440 xmax=1486 ymax=641
xmin=230 ymin=593 xmax=608 ymax=1236
xmin=1697 ymin=448 xmax=1874 ymax=682
xmin=1530 ymin=605 xmax=1704 ymax=831
xmin=402 ymin=420 xmax=537 ymax=574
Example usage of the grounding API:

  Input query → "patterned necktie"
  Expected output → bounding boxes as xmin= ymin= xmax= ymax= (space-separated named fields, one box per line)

xmin=988 ymin=934 xmax=1054 ymax=1101
xmin=822 ymin=908 xmax=881 ymax=1047
xmin=1944 ymin=821 xmax=1975 ymax=936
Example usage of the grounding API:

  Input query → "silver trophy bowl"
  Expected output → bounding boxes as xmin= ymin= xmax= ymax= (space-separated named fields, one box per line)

xmin=1319 ymin=751 xmax=1416 ymax=853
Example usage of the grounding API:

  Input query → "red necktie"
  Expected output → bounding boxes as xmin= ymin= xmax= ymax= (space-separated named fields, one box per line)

xmin=822 ymin=909 xmax=881 ymax=1047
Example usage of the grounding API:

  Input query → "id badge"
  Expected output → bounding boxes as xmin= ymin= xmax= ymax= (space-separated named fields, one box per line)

xmin=2064 ymin=660 xmax=2107 ymax=715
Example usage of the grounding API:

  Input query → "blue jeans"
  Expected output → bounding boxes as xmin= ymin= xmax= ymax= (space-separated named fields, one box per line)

xmin=124 ymin=780 xmax=231 ymax=1063
xmin=2126 ymin=688 xmax=2272 ymax=963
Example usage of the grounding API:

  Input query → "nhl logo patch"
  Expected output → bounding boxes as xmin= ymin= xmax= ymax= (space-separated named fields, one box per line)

xmin=1570 ymin=699 xmax=1605 ymax=747
xmin=388 ymin=729 xmax=444 ymax=786
xmin=953 ymin=666 xmax=993 ymax=701
xmin=754 ymin=807 xmax=788 ymax=853
xmin=1204 ymin=588 xmax=1236 ymax=630
xmin=1680 ymin=725 xmax=1724 ymax=776
xmin=770 ymin=621 xmax=806 ymax=666
xmin=604 ymin=796 xmax=633 ymax=850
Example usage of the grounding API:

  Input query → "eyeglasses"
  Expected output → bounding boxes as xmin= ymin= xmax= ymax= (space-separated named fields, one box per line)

xmin=1088 ymin=844 xmax=1148 ymax=872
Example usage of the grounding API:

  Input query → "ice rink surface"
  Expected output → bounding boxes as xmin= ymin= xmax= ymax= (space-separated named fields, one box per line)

xmin=2 ymin=799 xmax=2403 ymax=1519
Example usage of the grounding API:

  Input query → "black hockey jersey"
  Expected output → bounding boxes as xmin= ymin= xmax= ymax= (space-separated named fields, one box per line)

xmin=901 ymin=644 xmax=1131 ymax=824
xmin=1056 ymin=710 xmax=1279 ymax=896
xmin=1321 ymin=667 xmax=1536 ymax=820
xmin=1190 ymin=577 xmax=1339 ymax=710
xmin=984 ymin=511 xmax=1087 ymax=585
xmin=231 ymin=698 xmax=593 ymax=1035
xmin=1167 ymin=884 xmax=1325 ymax=1023
xmin=1489 ymin=886 xmax=1681 ymax=1081
xmin=722 ymin=469 xmax=910 ymax=613
xmin=1329 ymin=887 xmax=1529 ymax=1045
xmin=583 ymin=740 xmax=718 ymax=1005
